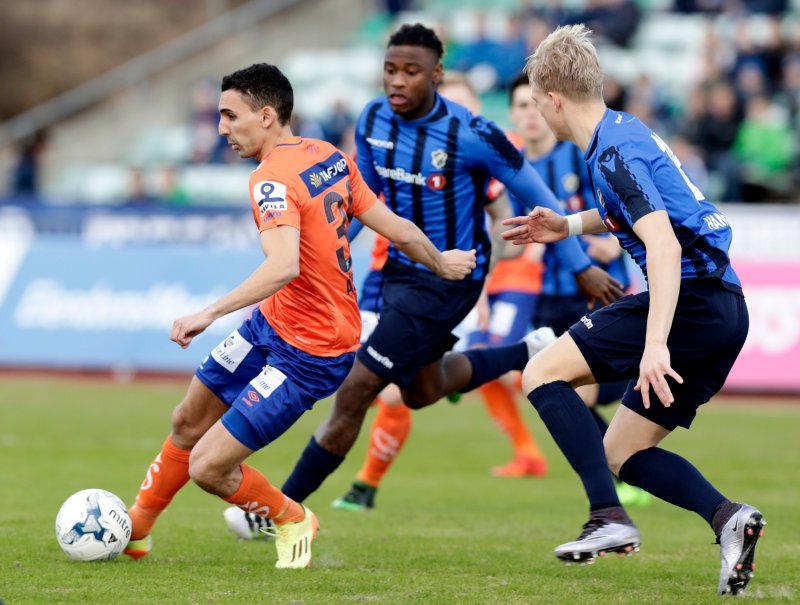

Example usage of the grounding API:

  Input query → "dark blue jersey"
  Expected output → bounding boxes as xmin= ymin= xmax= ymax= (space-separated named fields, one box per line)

xmin=513 ymin=141 xmax=630 ymax=296
xmin=355 ymin=94 xmax=592 ymax=281
xmin=586 ymin=110 xmax=741 ymax=291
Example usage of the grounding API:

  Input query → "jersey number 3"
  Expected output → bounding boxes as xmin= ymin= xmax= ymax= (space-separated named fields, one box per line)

xmin=323 ymin=181 xmax=355 ymax=295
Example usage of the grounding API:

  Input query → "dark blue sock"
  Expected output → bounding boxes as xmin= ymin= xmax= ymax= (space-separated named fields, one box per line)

xmin=281 ymin=437 xmax=344 ymax=502
xmin=589 ymin=407 xmax=609 ymax=436
xmin=618 ymin=447 xmax=726 ymax=526
xmin=596 ymin=381 xmax=628 ymax=406
xmin=528 ymin=381 xmax=619 ymax=510
xmin=460 ymin=342 xmax=528 ymax=393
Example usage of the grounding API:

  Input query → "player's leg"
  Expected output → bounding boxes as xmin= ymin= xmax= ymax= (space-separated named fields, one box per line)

xmin=332 ymin=384 xmax=410 ymax=511
xmin=124 ymin=377 xmax=228 ymax=558
xmin=125 ymin=316 xmax=267 ymax=559
xmin=478 ymin=292 xmax=547 ymax=477
xmin=281 ymin=358 xmax=389 ymax=503
xmin=575 ymin=381 xmax=651 ymax=506
xmin=523 ymin=332 xmax=640 ymax=562
xmin=210 ymin=328 xmax=353 ymax=568
xmin=483 ymin=376 xmax=548 ymax=477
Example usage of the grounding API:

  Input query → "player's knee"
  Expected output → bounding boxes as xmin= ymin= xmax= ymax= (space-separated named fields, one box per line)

xmin=187 ymin=450 xmax=219 ymax=493
xmin=401 ymin=384 xmax=439 ymax=409
xmin=170 ymin=402 xmax=206 ymax=447
xmin=603 ymin=438 xmax=632 ymax=477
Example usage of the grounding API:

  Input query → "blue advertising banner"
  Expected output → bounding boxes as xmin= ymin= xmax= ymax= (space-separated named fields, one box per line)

xmin=0 ymin=234 xmax=374 ymax=373
xmin=0 ymin=237 xmax=262 ymax=371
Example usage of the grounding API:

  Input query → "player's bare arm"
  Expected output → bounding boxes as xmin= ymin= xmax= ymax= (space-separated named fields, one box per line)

xmin=502 ymin=207 xmax=605 ymax=245
xmin=583 ymin=233 xmax=623 ymax=265
xmin=502 ymin=207 xmax=623 ymax=306
xmin=355 ymin=202 xmax=477 ymax=280
xmin=630 ymin=210 xmax=684 ymax=408
xmin=170 ymin=226 xmax=300 ymax=348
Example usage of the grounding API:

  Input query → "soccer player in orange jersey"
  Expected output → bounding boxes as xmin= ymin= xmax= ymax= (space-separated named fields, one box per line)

xmin=122 ymin=63 xmax=476 ymax=568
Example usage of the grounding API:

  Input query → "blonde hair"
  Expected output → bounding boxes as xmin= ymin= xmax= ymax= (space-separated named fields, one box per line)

xmin=524 ymin=24 xmax=604 ymax=102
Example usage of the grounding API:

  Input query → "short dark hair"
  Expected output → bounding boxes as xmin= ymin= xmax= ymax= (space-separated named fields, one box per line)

xmin=220 ymin=63 xmax=294 ymax=125
xmin=508 ymin=73 xmax=530 ymax=105
xmin=388 ymin=23 xmax=444 ymax=60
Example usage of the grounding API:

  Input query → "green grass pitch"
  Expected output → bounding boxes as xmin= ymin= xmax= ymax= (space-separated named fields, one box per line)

xmin=1 ymin=376 xmax=798 ymax=604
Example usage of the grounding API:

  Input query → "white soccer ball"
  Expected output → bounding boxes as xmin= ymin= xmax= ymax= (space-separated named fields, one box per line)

xmin=54 ymin=489 xmax=131 ymax=561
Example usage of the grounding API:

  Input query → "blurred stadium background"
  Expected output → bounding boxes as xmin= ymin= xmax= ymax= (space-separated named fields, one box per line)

xmin=0 ymin=0 xmax=798 ymax=393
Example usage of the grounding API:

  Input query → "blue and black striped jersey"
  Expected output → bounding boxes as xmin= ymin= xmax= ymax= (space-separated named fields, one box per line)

xmin=586 ymin=110 xmax=741 ymax=291
xmin=513 ymin=140 xmax=630 ymax=296
xmin=355 ymin=94 xmax=592 ymax=281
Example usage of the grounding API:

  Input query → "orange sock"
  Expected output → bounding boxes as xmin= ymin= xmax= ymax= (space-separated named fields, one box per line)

xmin=356 ymin=398 xmax=412 ymax=487
xmin=129 ymin=435 xmax=191 ymax=539
xmin=224 ymin=464 xmax=304 ymax=525
xmin=480 ymin=380 xmax=544 ymax=460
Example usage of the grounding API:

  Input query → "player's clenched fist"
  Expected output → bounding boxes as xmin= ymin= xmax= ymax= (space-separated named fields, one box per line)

xmin=437 ymin=248 xmax=477 ymax=280
xmin=170 ymin=310 xmax=215 ymax=348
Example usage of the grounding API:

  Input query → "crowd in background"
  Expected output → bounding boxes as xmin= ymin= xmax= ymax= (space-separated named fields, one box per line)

xmin=7 ymin=0 xmax=800 ymax=205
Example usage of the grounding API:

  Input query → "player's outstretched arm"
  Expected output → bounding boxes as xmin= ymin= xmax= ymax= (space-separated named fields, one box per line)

xmin=502 ymin=207 xmax=569 ymax=245
xmin=170 ymin=226 xmax=300 ymax=348
xmin=355 ymin=202 xmax=476 ymax=280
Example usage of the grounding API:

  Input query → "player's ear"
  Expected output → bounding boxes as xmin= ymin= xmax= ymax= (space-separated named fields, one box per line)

xmin=261 ymin=105 xmax=276 ymax=128
xmin=548 ymin=92 xmax=561 ymax=111
xmin=432 ymin=62 xmax=443 ymax=86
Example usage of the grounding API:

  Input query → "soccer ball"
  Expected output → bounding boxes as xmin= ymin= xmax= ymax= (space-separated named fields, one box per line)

xmin=54 ymin=489 xmax=131 ymax=561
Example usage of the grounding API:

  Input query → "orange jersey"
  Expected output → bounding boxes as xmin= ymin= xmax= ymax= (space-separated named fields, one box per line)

xmin=250 ymin=136 xmax=377 ymax=356
xmin=486 ymin=245 xmax=543 ymax=295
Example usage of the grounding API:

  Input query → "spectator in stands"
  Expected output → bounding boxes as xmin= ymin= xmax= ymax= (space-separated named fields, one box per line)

xmin=682 ymin=80 xmax=743 ymax=201
xmin=11 ymin=130 xmax=47 ymax=198
xmin=733 ymin=94 xmax=794 ymax=201
xmin=562 ymin=0 xmax=642 ymax=47
xmin=603 ymin=75 xmax=627 ymax=112
xmin=778 ymin=53 xmax=800 ymax=123
xmin=321 ymin=99 xmax=355 ymax=148
xmin=189 ymin=79 xmax=225 ymax=164
xmin=122 ymin=168 xmax=159 ymax=208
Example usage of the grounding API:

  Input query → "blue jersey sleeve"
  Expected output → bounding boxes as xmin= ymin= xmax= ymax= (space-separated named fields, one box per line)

xmin=595 ymin=145 xmax=664 ymax=227
xmin=348 ymin=217 xmax=365 ymax=241
xmin=463 ymin=116 xmax=592 ymax=274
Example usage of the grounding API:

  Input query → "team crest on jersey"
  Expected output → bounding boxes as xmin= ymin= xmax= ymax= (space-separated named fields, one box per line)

xmin=254 ymin=181 xmax=288 ymax=216
xmin=562 ymin=173 xmax=579 ymax=193
xmin=430 ymin=149 xmax=448 ymax=169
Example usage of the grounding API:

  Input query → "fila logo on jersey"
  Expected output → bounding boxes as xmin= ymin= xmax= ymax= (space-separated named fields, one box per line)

xmin=430 ymin=149 xmax=448 ymax=169
xmin=254 ymin=181 xmax=288 ymax=216
xmin=300 ymin=151 xmax=350 ymax=196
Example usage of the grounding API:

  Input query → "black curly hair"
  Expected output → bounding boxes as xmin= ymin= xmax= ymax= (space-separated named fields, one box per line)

xmin=387 ymin=23 xmax=444 ymax=60
xmin=221 ymin=63 xmax=294 ymax=125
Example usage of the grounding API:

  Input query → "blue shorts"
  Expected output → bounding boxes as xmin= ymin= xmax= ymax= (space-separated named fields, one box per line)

xmin=357 ymin=259 xmax=484 ymax=388
xmin=567 ymin=279 xmax=748 ymax=430
xmin=468 ymin=290 xmax=537 ymax=348
xmin=195 ymin=311 xmax=355 ymax=450
xmin=533 ymin=293 xmax=591 ymax=337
